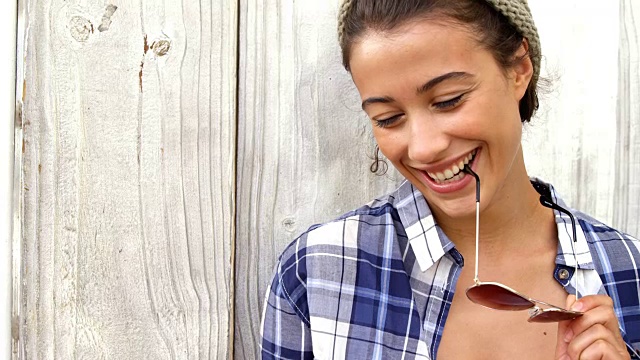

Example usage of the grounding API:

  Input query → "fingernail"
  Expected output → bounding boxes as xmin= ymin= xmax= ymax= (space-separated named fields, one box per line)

xmin=564 ymin=328 xmax=573 ymax=343
xmin=570 ymin=301 xmax=583 ymax=312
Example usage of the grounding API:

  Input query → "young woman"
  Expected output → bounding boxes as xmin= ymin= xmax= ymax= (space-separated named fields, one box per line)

xmin=261 ymin=1 xmax=640 ymax=359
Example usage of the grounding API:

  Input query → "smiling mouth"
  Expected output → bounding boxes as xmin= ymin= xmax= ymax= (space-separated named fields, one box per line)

xmin=426 ymin=149 xmax=478 ymax=183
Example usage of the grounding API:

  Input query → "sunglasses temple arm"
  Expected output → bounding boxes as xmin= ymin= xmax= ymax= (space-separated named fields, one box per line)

xmin=463 ymin=165 xmax=480 ymax=282
xmin=539 ymin=196 xmax=580 ymax=300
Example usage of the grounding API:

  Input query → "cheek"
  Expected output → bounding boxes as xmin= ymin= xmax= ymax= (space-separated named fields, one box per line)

xmin=372 ymin=129 xmax=407 ymax=163
xmin=471 ymin=92 xmax=522 ymax=138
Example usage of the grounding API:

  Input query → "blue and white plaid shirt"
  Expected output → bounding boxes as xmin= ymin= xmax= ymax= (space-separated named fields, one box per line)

xmin=261 ymin=179 xmax=640 ymax=359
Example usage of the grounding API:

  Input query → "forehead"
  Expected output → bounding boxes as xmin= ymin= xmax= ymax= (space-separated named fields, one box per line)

xmin=349 ymin=19 xmax=494 ymax=96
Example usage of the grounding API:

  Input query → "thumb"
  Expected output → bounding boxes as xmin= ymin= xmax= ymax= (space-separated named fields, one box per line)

xmin=564 ymin=293 xmax=577 ymax=312
xmin=554 ymin=294 xmax=577 ymax=359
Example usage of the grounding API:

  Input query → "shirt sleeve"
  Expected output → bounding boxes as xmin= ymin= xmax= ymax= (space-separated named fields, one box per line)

xmin=260 ymin=258 xmax=313 ymax=360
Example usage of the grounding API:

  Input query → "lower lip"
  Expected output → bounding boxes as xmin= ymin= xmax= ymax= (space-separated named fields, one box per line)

xmin=419 ymin=149 xmax=480 ymax=194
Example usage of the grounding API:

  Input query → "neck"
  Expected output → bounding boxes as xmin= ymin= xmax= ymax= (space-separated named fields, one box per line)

xmin=434 ymin=151 xmax=555 ymax=258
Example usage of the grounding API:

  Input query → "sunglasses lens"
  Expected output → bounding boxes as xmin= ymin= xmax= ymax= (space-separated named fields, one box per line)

xmin=528 ymin=308 xmax=583 ymax=323
xmin=466 ymin=283 xmax=534 ymax=310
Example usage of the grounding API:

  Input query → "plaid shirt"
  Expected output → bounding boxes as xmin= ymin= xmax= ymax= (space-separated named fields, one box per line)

xmin=261 ymin=179 xmax=640 ymax=359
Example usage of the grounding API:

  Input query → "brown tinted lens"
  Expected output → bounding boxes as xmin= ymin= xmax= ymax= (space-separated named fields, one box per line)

xmin=528 ymin=309 xmax=583 ymax=323
xmin=466 ymin=284 xmax=534 ymax=310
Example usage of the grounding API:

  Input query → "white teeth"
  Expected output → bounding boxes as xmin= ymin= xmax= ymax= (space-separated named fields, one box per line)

xmin=426 ymin=150 xmax=476 ymax=182
xmin=444 ymin=169 xmax=454 ymax=179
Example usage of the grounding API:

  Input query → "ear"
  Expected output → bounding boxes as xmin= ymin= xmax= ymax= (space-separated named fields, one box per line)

xmin=512 ymin=39 xmax=534 ymax=101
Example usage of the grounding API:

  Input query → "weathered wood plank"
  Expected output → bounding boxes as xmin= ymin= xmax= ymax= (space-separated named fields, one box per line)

xmin=19 ymin=0 xmax=237 ymax=358
xmin=614 ymin=0 xmax=640 ymax=236
xmin=238 ymin=0 xmax=640 ymax=357
xmin=1 ymin=0 xmax=18 ymax=358
xmin=235 ymin=0 xmax=401 ymax=357
xmin=523 ymin=1 xmax=618 ymax=218
xmin=15 ymin=0 xmax=639 ymax=358
xmin=524 ymin=0 xmax=640 ymax=238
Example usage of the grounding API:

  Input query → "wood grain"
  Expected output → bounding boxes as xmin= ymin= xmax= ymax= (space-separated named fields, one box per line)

xmin=524 ymin=0 xmax=640 ymax=238
xmin=14 ymin=0 xmax=640 ymax=359
xmin=614 ymin=0 xmax=640 ymax=236
xmin=234 ymin=0 xmax=401 ymax=357
xmin=18 ymin=0 xmax=237 ymax=358
xmin=236 ymin=1 xmax=640 ymax=357
xmin=1 ymin=0 xmax=18 ymax=358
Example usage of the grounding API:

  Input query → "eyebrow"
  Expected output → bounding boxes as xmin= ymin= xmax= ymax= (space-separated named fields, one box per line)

xmin=361 ymin=71 xmax=473 ymax=110
xmin=416 ymin=71 xmax=472 ymax=94
xmin=361 ymin=96 xmax=394 ymax=110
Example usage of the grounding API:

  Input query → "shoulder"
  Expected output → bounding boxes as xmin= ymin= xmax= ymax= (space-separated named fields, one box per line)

xmin=277 ymin=190 xmax=403 ymax=275
xmin=574 ymin=212 xmax=640 ymax=346
xmin=575 ymin=210 xmax=640 ymax=266
xmin=571 ymin=209 xmax=640 ymax=282
xmin=534 ymin=178 xmax=639 ymax=269
xmin=273 ymin=188 xmax=405 ymax=300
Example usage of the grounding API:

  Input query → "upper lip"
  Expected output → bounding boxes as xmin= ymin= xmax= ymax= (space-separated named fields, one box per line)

xmin=414 ymin=148 xmax=478 ymax=173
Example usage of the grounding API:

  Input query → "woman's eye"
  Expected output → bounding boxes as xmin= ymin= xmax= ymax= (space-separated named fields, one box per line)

xmin=434 ymin=94 xmax=464 ymax=110
xmin=374 ymin=114 xmax=402 ymax=128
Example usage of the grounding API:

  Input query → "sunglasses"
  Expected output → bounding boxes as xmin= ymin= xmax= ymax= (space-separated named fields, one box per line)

xmin=461 ymin=165 xmax=583 ymax=323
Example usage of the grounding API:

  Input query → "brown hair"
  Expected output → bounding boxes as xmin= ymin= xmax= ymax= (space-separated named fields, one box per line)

xmin=338 ymin=0 xmax=541 ymax=174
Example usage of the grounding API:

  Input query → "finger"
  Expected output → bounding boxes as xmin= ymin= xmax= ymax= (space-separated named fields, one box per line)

xmin=555 ymin=320 xmax=571 ymax=359
xmin=566 ymin=294 xmax=578 ymax=310
xmin=579 ymin=340 xmax=621 ymax=360
xmin=566 ymin=324 xmax=623 ymax=360
xmin=566 ymin=296 xmax=625 ymax=347
xmin=569 ymin=294 xmax=613 ymax=314
xmin=567 ymin=306 xmax=624 ymax=343
xmin=555 ymin=294 xmax=578 ymax=359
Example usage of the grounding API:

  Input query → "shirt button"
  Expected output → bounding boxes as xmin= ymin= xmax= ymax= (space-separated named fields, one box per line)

xmin=558 ymin=269 xmax=570 ymax=280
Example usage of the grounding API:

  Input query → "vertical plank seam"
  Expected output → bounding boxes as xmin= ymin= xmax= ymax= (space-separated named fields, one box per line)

xmin=615 ymin=0 xmax=631 ymax=231
xmin=12 ymin=0 xmax=25 ymax=358
xmin=230 ymin=0 xmax=240 ymax=358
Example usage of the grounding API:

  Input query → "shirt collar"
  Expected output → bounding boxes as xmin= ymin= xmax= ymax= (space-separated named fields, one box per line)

xmin=538 ymin=178 xmax=595 ymax=270
xmin=394 ymin=178 xmax=596 ymax=273
xmin=393 ymin=180 xmax=453 ymax=272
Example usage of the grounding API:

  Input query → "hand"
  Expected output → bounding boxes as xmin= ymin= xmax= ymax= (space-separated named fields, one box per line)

xmin=555 ymin=294 xmax=630 ymax=360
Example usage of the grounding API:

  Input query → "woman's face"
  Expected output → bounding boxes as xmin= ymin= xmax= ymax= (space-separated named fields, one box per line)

xmin=349 ymin=19 xmax=532 ymax=219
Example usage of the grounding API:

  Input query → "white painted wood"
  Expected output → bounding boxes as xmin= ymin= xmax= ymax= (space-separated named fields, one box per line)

xmin=235 ymin=0 xmax=402 ymax=357
xmin=238 ymin=0 xmax=640 ymax=357
xmin=523 ymin=1 xmax=631 ymax=233
xmin=613 ymin=0 xmax=640 ymax=236
xmin=12 ymin=2 xmax=27 ymax=358
xmin=18 ymin=0 xmax=237 ymax=358
xmin=1 ymin=0 xmax=18 ymax=357
xmin=15 ymin=0 xmax=639 ymax=358
xmin=524 ymin=0 xmax=640 ymax=237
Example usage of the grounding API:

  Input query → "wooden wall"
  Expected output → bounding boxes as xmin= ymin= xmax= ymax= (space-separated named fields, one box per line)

xmin=13 ymin=0 xmax=639 ymax=359
xmin=1 ymin=0 xmax=18 ymax=359
xmin=17 ymin=0 xmax=237 ymax=358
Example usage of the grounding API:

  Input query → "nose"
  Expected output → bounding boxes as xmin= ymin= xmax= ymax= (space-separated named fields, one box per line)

xmin=406 ymin=114 xmax=451 ymax=163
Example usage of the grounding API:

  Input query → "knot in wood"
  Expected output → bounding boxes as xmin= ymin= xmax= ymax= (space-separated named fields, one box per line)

xmin=282 ymin=217 xmax=296 ymax=232
xmin=69 ymin=16 xmax=93 ymax=42
xmin=151 ymin=38 xmax=171 ymax=56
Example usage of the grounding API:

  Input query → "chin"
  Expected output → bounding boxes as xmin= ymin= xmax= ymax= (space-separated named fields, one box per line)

xmin=408 ymin=178 xmax=477 ymax=220
xmin=436 ymin=203 xmax=476 ymax=220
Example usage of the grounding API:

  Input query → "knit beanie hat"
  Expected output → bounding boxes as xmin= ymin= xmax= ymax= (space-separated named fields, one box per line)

xmin=337 ymin=0 xmax=541 ymax=86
